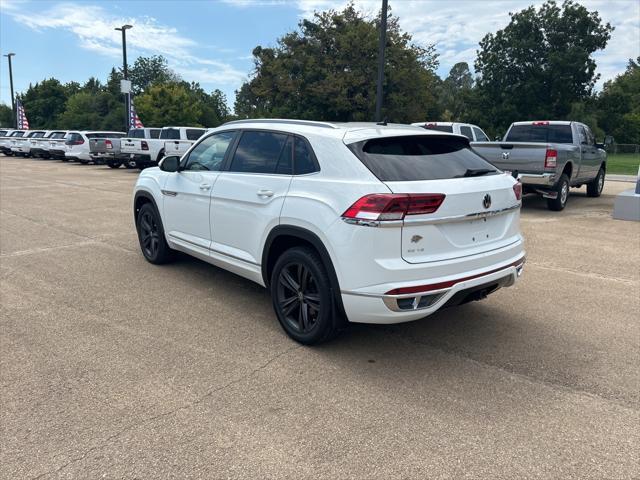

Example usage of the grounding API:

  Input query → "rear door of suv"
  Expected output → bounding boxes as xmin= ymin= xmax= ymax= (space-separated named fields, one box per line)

xmin=210 ymin=130 xmax=295 ymax=266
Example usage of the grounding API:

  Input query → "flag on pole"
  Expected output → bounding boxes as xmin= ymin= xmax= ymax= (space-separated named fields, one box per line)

xmin=16 ymin=99 xmax=30 ymax=129
xmin=129 ymin=98 xmax=144 ymax=129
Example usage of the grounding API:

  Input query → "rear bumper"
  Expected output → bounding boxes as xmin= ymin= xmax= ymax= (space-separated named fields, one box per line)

xmin=518 ymin=172 xmax=555 ymax=187
xmin=341 ymin=252 xmax=525 ymax=324
xmin=65 ymin=151 xmax=90 ymax=161
xmin=49 ymin=149 xmax=66 ymax=158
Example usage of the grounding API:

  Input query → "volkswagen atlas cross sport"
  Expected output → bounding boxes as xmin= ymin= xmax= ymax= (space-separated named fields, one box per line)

xmin=133 ymin=119 xmax=525 ymax=344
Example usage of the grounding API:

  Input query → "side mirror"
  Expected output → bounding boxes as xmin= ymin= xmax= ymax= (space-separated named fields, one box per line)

xmin=159 ymin=156 xmax=180 ymax=172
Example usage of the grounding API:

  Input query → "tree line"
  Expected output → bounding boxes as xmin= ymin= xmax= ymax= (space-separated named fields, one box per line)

xmin=1 ymin=0 xmax=637 ymax=143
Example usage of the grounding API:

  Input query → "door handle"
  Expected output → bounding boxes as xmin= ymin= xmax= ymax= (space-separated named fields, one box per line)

xmin=257 ymin=189 xmax=274 ymax=198
xmin=199 ymin=183 xmax=212 ymax=191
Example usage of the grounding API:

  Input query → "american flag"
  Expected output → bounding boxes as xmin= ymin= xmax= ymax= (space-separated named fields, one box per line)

xmin=129 ymin=98 xmax=144 ymax=129
xmin=16 ymin=98 xmax=30 ymax=129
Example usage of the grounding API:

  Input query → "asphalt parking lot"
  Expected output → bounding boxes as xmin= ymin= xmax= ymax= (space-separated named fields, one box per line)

xmin=1 ymin=155 xmax=638 ymax=479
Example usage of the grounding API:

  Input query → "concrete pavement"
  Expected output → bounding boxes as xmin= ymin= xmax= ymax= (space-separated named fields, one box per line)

xmin=1 ymin=156 xmax=638 ymax=479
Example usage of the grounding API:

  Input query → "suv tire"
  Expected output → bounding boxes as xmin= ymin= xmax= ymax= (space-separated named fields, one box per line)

xmin=547 ymin=174 xmax=569 ymax=211
xmin=136 ymin=203 xmax=174 ymax=264
xmin=586 ymin=168 xmax=605 ymax=197
xmin=271 ymin=247 xmax=340 ymax=345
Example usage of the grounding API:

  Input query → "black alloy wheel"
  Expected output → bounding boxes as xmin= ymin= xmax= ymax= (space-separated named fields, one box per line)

xmin=277 ymin=262 xmax=322 ymax=334
xmin=136 ymin=203 xmax=173 ymax=264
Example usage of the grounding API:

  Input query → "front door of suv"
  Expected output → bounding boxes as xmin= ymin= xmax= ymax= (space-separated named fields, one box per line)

xmin=210 ymin=130 xmax=294 ymax=266
xmin=162 ymin=131 xmax=236 ymax=252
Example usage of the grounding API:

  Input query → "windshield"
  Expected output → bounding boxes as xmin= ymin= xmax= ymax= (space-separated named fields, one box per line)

xmin=349 ymin=135 xmax=498 ymax=181
xmin=505 ymin=124 xmax=573 ymax=143
xmin=419 ymin=124 xmax=454 ymax=133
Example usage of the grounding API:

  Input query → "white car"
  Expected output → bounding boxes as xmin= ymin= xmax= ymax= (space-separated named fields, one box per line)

xmin=121 ymin=126 xmax=206 ymax=169
xmin=11 ymin=130 xmax=47 ymax=156
xmin=0 ymin=130 xmax=26 ymax=155
xmin=64 ymin=131 xmax=125 ymax=163
xmin=133 ymin=119 xmax=525 ymax=344
xmin=412 ymin=122 xmax=490 ymax=142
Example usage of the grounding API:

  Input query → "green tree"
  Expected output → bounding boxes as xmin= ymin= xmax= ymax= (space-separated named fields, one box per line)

xmin=474 ymin=0 xmax=613 ymax=133
xmin=0 ymin=103 xmax=12 ymax=127
xmin=20 ymin=78 xmax=70 ymax=128
xmin=438 ymin=62 xmax=474 ymax=121
xmin=596 ymin=58 xmax=640 ymax=144
xmin=184 ymin=82 xmax=230 ymax=127
xmin=135 ymin=83 xmax=202 ymax=127
xmin=58 ymin=92 xmax=109 ymax=129
xmin=235 ymin=3 xmax=440 ymax=122
xmin=128 ymin=55 xmax=180 ymax=95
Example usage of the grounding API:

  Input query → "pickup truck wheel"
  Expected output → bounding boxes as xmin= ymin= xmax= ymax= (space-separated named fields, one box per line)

xmin=586 ymin=168 xmax=605 ymax=197
xmin=547 ymin=174 xmax=569 ymax=211
xmin=271 ymin=247 xmax=340 ymax=345
xmin=136 ymin=203 xmax=173 ymax=264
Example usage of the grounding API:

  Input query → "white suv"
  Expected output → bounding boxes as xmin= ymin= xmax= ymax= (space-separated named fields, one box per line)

xmin=133 ymin=120 xmax=525 ymax=344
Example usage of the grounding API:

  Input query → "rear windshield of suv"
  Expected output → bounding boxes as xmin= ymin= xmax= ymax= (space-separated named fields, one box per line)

xmin=419 ymin=124 xmax=454 ymax=133
xmin=50 ymin=132 xmax=66 ymax=139
xmin=86 ymin=133 xmax=125 ymax=139
xmin=505 ymin=124 xmax=573 ymax=143
xmin=349 ymin=135 xmax=498 ymax=182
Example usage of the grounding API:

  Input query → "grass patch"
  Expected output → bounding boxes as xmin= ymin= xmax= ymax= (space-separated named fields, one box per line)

xmin=607 ymin=153 xmax=640 ymax=175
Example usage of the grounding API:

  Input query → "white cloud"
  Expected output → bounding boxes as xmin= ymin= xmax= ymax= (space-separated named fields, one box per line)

xmin=3 ymin=2 xmax=246 ymax=86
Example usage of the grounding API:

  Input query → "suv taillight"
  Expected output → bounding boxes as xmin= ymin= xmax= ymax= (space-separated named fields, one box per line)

xmin=513 ymin=182 xmax=522 ymax=200
xmin=544 ymin=148 xmax=557 ymax=168
xmin=105 ymin=139 xmax=113 ymax=149
xmin=141 ymin=140 xmax=149 ymax=151
xmin=342 ymin=194 xmax=445 ymax=222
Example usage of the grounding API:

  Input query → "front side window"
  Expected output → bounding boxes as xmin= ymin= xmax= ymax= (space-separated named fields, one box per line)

xmin=150 ymin=129 xmax=161 ymax=139
xmin=229 ymin=131 xmax=289 ymax=174
xmin=473 ymin=127 xmax=489 ymax=142
xmin=459 ymin=126 xmax=473 ymax=140
xmin=578 ymin=126 xmax=588 ymax=144
xmin=184 ymin=131 xmax=236 ymax=171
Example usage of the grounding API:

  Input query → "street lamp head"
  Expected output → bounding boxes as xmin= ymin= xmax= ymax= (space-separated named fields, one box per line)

xmin=4 ymin=53 xmax=15 ymax=57
xmin=115 ymin=24 xmax=133 ymax=31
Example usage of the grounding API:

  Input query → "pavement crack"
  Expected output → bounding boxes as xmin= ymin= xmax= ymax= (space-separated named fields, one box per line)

xmin=29 ymin=344 xmax=302 ymax=480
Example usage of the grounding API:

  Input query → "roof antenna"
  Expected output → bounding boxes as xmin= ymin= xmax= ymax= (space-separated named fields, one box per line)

xmin=376 ymin=117 xmax=388 ymax=126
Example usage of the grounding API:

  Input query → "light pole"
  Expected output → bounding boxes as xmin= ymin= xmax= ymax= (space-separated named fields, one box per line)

xmin=374 ymin=0 xmax=388 ymax=122
xmin=3 ymin=53 xmax=16 ymax=128
xmin=115 ymin=24 xmax=132 ymax=132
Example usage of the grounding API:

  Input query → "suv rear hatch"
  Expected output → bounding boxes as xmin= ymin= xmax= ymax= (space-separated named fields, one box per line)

xmin=346 ymin=134 xmax=522 ymax=264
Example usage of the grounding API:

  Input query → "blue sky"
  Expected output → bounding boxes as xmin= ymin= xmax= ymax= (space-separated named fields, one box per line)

xmin=1 ymin=0 xmax=638 ymax=109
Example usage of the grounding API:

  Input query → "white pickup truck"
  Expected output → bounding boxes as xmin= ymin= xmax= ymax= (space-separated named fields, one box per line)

xmin=411 ymin=122 xmax=490 ymax=142
xmin=120 ymin=126 xmax=205 ymax=169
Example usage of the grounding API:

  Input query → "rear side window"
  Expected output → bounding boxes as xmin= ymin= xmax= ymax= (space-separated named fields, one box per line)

xmin=11 ymin=131 xmax=25 ymax=137
xmin=349 ymin=135 xmax=498 ymax=182
xmin=186 ymin=129 xmax=205 ymax=141
xmin=229 ymin=131 xmax=289 ymax=174
xmin=473 ymin=127 xmax=489 ymax=141
xmin=459 ymin=126 xmax=473 ymax=140
xmin=150 ymin=129 xmax=161 ymax=139
xmin=505 ymin=124 xmax=573 ymax=143
xmin=420 ymin=124 xmax=454 ymax=133
xmin=294 ymin=137 xmax=318 ymax=174
xmin=160 ymin=128 xmax=180 ymax=140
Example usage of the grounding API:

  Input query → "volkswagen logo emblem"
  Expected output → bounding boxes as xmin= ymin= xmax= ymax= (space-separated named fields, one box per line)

xmin=502 ymin=152 xmax=510 ymax=160
xmin=482 ymin=194 xmax=492 ymax=209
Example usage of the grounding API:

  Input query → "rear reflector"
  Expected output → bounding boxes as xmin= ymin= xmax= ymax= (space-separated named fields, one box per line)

xmin=544 ymin=149 xmax=557 ymax=168
xmin=385 ymin=258 xmax=526 ymax=295
xmin=513 ymin=182 xmax=522 ymax=200
xmin=532 ymin=121 xmax=550 ymax=126
xmin=342 ymin=193 xmax=445 ymax=221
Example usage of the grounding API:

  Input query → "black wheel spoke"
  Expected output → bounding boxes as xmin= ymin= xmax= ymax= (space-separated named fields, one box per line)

xmin=141 ymin=215 xmax=151 ymax=232
xmin=299 ymin=302 xmax=309 ymax=331
xmin=304 ymin=293 xmax=320 ymax=310
xmin=280 ymin=269 xmax=299 ymax=291
xmin=299 ymin=265 xmax=308 ymax=292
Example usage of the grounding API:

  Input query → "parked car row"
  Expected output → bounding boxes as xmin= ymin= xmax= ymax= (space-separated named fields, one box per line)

xmin=0 ymin=126 xmax=206 ymax=169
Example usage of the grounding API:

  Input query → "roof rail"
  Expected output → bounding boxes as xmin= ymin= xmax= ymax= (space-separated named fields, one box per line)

xmin=222 ymin=118 xmax=339 ymax=129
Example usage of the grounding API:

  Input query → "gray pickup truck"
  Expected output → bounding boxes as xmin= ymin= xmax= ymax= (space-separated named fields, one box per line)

xmin=88 ymin=133 xmax=126 ymax=165
xmin=472 ymin=121 xmax=607 ymax=211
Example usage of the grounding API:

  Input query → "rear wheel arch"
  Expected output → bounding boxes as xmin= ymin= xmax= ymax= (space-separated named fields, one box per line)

xmin=562 ymin=161 xmax=573 ymax=180
xmin=262 ymin=226 xmax=346 ymax=320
